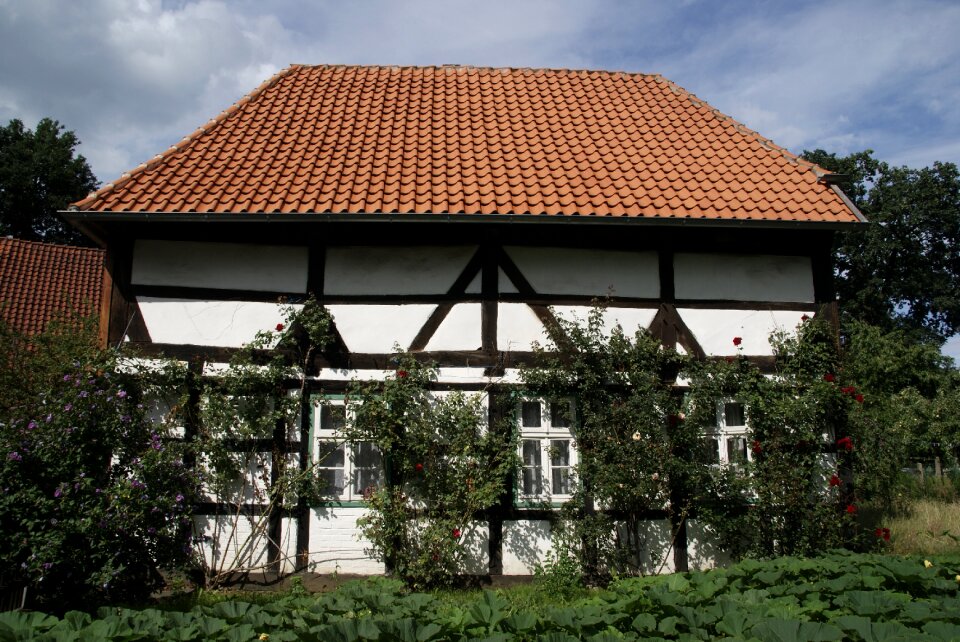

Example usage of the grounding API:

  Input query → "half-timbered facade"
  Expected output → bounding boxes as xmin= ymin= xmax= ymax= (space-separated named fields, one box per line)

xmin=64 ymin=65 xmax=864 ymax=576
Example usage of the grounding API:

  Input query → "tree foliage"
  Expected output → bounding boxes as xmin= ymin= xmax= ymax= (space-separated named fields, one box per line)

xmin=0 ymin=117 xmax=98 ymax=244
xmin=803 ymin=149 xmax=960 ymax=342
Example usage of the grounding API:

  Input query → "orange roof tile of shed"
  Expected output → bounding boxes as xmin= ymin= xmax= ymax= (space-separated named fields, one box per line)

xmin=73 ymin=65 xmax=860 ymax=224
xmin=0 ymin=237 xmax=104 ymax=336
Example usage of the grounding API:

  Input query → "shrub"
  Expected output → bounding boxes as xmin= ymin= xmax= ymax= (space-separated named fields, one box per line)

xmin=0 ymin=319 xmax=200 ymax=611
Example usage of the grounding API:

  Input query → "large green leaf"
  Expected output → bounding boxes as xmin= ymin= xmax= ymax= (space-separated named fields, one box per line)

xmin=750 ymin=618 xmax=843 ymax=642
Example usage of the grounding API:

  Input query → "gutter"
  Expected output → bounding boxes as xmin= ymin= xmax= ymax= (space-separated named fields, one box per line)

xmin=62 ymin=209 xmax=866 ymax=231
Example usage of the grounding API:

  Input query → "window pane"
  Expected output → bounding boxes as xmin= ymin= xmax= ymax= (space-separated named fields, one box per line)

xmin=355 ymin=468 xmax=382 ymax=495
xmin=552 ymin=468 xmax=571 ymax=495
xmin=724 ymin=402 xmax=745 ymax=427
xmin=522 ymin=401 xmax=542 ymax=427
xmin=321 ymin=404 xmax=346 ymax=431
xmin=727 ymin=437 xmax=747 ymax=463
xmin=550 ymin=402 xmax=571 ymax=427
xmin=703 ymin=437 xmax=720 ymax=464
xmin=354 ymin=442 xmax=380 ymax=468
xmin=550 ymin=440 xmax=570 ymax=467
xmin=320 ymin=469 xmax=345 ymax=495
xmin=522 ymin=467 xmax=542 ymax=495
xmin=317 ymin=442 xmax=345 ymax=467
xmin=522 ymin=440 xmax=542 ymax=466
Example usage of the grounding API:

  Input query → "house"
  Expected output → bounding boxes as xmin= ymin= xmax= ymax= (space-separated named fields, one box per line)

xmin=0 ymin=236 xmax=104 ymax=337
xmin=64 ymin=64 xmax=864 ymax=577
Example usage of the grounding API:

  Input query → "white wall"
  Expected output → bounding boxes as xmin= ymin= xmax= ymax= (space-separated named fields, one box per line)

xmin=325 ymin=246 xmax=477 ymax=295
xmin=426 ymin=303 xmax=482 ymax=351
xmin=308 ymin=507 xmax=386 ymax=574
xmin=325 ymin=304 xmax=436 ymax=352
xmin=677 ymin=308 xmax=810 ymax=356
xmin=137 ymin=298 xmax=297 ymax=348
xmin=193 ymin=514 xmax=271 ymax=575
xmin=502 ymin=520 xmax=552 ymax=574
xmin=504 ymin=247 xmax=659 ymax=297
xmin=674 ymin=254 xmax=814 ymax=302
xmin=132 ymin=240 xmax=308 ymax=292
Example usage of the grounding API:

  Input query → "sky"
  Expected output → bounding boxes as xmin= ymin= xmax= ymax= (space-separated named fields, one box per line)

xmin=2 ymin=0 xmax=959 ymax=352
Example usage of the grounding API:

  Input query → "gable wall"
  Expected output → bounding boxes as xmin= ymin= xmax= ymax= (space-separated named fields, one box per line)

xmin=107 ymin=221 xmax=836 ymax=577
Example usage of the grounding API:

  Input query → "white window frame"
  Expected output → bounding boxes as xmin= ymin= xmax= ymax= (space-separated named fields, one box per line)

xmin=703 ymin=400 xmax=751 ymax=466
xmin=312 ymin=397 xmax=384 ymax=502
xmin=517 ymin=399 xmax=577 ymax=502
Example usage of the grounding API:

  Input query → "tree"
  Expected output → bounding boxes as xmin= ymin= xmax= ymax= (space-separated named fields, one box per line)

xmin=0 ymin=118 xmax=98 ymax=245
xmin=803 ymin=149 xmax=960 ymax=343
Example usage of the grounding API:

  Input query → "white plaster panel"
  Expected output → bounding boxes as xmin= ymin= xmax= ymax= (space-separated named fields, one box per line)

xmin=193 ymin=514 xmax=270 ymax=574
xmin=498 ymin=268 xmax=519 ymax=294
xmin=634 ymin=519 xmax=675 ymax=574
xmin=502 ymin=520 xmax=552 ymax=574
xmin=687 ymin=518 xmax=730 ymax=571
xmin=674 ymin=254 xmax=814 ymax=302
xmin=461 ymin=521 xmax=490 ymax=575
xmin=326 ymin=304 xmax=436 ymax=353
xmin=504 ymin=247 xmax=659 ymax=297
xmin=677 ymin=308 xmax=809 ymax=356
xmin=552 ymin=306 xmax=658 ymax=337
xmin=425 ymin=303 xmax=482 ymax=351
xmin=308 ymin=507 xmax=386 ymax=574
xmin=498 ymin=303 xmax=548 ymax=352
xmin=279 ymin=517 xmax=299 ymax=574
xmin=132 ymin=240 xmax=307 ymax=292
xmin=311 ymin=367 xmax=523 ymax=384
xmin=137 ymin=298 xmax=297 ymax=348
xmin=324 ymin=246 xmax=477 ymax=295
xmin=465 ymin=272 xmax=482 ymax=295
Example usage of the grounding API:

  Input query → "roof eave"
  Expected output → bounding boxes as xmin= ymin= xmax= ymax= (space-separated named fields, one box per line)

xmin=62 ymin=209 xmax=866 ymax=231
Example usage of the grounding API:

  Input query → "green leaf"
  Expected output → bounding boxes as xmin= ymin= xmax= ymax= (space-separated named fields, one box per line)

xmin=750 ymin=618 xmax=843 ymax=642
xmin=631 ymin=613 xmax=656 ymax=633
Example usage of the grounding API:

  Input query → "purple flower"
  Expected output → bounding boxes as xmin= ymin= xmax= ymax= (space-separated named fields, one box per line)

xmin=64 ymin=404 xmax=73 ymax=412
xmin=27 ymin=421 xmax=37 ymax=430
xmin=63 ymin=375 xmax=72 ymax=382
xmin=79 ymin=391 xmax=88 ymax=398
xmin=95 ymin=488 xmax=102 ymax=494
xmin=45 ymin=414 xmax=52 ymax=423
xmin=175 ymin=494 xmax=184 ymax=503
xmin=54 ymin=488 xmax=62 ymax=498
xmin=42 ymin=562 xmax=52 ymax=570
xmin=7 ymin=452 xmax=22 ymax=462
xmin=147 ymin=527 xmax=156 ymax=535
xmin=117 ymin=390 xmax=127 ymax=399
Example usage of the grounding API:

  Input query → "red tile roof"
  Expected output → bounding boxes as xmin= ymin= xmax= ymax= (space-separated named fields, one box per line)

xmin=0 ymin=237 xmax=104 ymax=336
xmin=73 ymin=65 xmax=860 ymax=224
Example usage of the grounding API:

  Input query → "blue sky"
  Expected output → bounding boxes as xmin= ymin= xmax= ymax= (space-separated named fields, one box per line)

xmin=2 ymin=0 xmax=959 ymax=352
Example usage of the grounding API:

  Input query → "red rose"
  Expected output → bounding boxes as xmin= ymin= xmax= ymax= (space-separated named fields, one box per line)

xmin=415 ymin=463 xmax=423 ymax=472
xmin=823 ymin=373 xmax=835 ymax=382
xmin=837 ymin=436 xmax=853 ymax=451
xmin=855 ymin=394 xmax=864 ymax=404
xmin=275 ymin=323 xmax=284 ymax=332
xmin=829 ymin=474 xmax=841 ymax=487
xmin=841 ymin=386 xmax=856 ymax=395
xmin=733 ymin=337 xmax=742 ymax=346
xmin=397 ymin=370 xmax=408 ymax=378
xmin=801 ymin=314 xmax=810 ymax=322
xmin=875 ymin=527 xmax=891 ymax=541
xmin=452 ymin=528 xmax=461 ymax=539
xmin=751 ymin=440 xmax=762 ymax=455
xmin=846 ymin=504 xmax=857 ymax=514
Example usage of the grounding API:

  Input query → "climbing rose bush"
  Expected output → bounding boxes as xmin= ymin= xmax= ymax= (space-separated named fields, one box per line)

xmin=0 ymin=352 xmax=199 ymax=611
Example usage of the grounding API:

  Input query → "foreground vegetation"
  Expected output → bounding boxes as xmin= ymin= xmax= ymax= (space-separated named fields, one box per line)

xmin=2 ymin=552 xmax=960 ymax=641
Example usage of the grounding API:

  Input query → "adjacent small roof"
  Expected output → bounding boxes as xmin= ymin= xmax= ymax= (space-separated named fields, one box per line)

xmin=73 ymin=65 xmax=860 ymax=224
xmin=0 ymin=237 xmax=104 ymax=336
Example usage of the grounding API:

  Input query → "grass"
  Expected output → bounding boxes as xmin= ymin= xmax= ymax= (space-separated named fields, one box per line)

xmin=886 ymin=498 xmax=960 ymax=555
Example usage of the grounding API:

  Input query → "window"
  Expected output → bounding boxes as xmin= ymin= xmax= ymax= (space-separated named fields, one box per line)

xmin=313 ymin=399 xmax=384 ymax=501
xmin=703 ymin=401 xmax=751 ymax=465
xmin=518 ymin=400 xmax=576 ymax=501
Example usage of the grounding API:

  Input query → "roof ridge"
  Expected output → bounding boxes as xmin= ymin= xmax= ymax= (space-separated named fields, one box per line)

xmin=293 ymin=62 xmax=662 ymax=79
xmin=72 ymin=65 xmax=301 ymax=211
xmin=653 ymin=75 xmax=831 ymax=179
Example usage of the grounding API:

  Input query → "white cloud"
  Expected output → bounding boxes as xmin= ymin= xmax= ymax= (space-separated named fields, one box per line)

xmin=1 ymin=0 xmax=958 ymax=184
